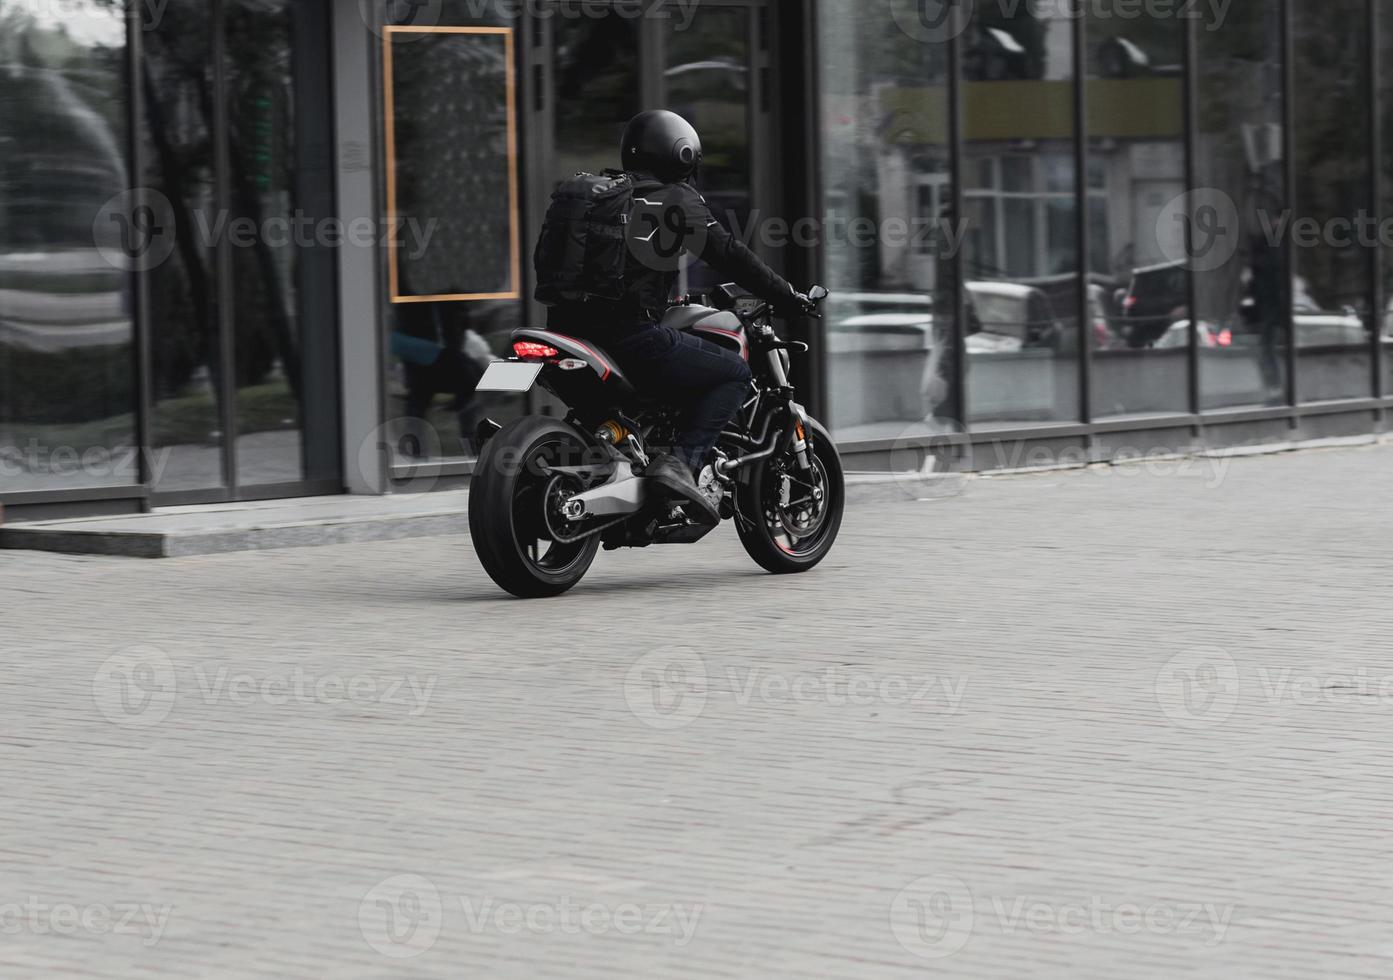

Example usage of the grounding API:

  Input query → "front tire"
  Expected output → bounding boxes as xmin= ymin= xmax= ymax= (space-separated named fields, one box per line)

xmin=735 ymin=417 xmax=845 ymax=574
xmin=468 ymin=416 xmax=602 ymax=598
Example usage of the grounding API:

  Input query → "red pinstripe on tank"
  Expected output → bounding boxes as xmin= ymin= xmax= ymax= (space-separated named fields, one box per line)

xmin=692 ymin=325 xmax=749 ymax=361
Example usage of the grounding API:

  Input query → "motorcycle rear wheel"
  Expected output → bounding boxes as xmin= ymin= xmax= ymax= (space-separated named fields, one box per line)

xmin=468 ymin=416 xmax=602 ymax=598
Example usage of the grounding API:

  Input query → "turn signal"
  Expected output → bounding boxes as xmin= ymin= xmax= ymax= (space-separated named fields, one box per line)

xmin=513 ymin=341 xmax=561 ymax=359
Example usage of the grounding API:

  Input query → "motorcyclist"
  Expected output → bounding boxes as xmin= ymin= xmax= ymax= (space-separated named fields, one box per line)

xmin=546 ymin=109 xmax=814 ymax=523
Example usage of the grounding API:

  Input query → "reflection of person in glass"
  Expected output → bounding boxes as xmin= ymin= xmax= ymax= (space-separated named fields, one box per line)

xmin=391 ymin=301 xmax=489 ymax=456
xmin=1242 ymin=232 xmax=1285 ymax=404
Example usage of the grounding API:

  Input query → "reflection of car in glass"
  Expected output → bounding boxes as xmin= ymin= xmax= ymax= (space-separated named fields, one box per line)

xmin=1155 ymin=310 xmax=1366 ymax=350
xmin=1115 ymin=260 xmax=1187 ymax=348
xmin=966 ymin=281 xmax=1061 ymax=350
xmin=664 ymin=57 xmax=748 ymax=91
xmin=964 ymin=24 xmax=1042 ymax=81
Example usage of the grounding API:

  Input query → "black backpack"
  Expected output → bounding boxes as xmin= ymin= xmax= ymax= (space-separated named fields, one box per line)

xmin=533 ymin=170 xmax=634 ymax=306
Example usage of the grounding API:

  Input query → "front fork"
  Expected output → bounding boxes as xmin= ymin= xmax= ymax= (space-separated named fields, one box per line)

xmin=765 ymin=345 xmax=814 ymax=473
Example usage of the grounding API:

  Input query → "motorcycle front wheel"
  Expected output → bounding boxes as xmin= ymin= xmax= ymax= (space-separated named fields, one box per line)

xmin=468 ymin=416 xmax=602 ymax=598
xmin=735 ymin=417 xmax=845 ymax=574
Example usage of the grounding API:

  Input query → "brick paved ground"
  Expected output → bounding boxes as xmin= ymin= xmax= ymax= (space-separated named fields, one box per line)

xmin=4 ymin=443 xmax=1393 ymax=978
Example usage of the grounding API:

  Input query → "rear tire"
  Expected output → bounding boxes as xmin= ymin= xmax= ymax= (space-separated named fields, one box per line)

xmin=735 ymin=417 xmax=845 ymax=574
xmin=468 ymin=416 xmax=602 ymax=598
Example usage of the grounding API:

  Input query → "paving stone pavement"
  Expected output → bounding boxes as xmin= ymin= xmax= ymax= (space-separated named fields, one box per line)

xmin=5 ymin=443 xmax=1393 ymax=978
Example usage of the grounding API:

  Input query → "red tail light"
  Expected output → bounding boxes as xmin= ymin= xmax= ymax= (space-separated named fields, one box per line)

xmin=1216 ymin=328 xmax=1232 ymax=347
xmin=513 ymin=341 xmax=560 ymax=360
xmin=1122 ymin=295 xmax=1137 ymax=310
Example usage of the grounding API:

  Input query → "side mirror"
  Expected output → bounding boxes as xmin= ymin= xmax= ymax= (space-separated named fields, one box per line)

xmin=808 ymin=285 xmax=829 ymax=302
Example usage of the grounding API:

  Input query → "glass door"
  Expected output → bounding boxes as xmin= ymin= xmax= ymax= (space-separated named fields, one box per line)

xmin=140 ymin=0 xmax=339 ymax=503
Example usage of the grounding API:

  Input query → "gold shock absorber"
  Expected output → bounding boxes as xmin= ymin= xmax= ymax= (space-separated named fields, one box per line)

xmin=596 ymin=420 xmax=631 ymax=445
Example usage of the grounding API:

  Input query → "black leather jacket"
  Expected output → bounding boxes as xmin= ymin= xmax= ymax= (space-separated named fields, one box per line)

xmin=548 ymin=172 xmax=798 ymax=335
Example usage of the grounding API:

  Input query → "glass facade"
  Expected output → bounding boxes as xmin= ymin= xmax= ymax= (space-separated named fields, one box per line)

xmin=0 ymin=0 xmax=339 ymax=509
xmin=818 ymin=0 xmax=954 ymax=443
xmin=818 ymin=0 xmax=1393 ymax=447
xmin=141 ymin=0 xmax=339 ymax=496
xmin=8 ymin=0 xmax=1393 ymax=517
xmin=1085 ymin=3 xmax=1188 ymax=418
xmin=1291 ymin=0 xmax=1372 ymax=402
xmin=0 ymin=1 xmax=135 ymax=493
xmin=961 ymin=3 xmax=1080 ymax=429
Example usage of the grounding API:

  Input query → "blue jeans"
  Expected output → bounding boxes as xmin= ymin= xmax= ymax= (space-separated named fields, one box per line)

xmin=608 ymin=324 xmax=753 ymax=471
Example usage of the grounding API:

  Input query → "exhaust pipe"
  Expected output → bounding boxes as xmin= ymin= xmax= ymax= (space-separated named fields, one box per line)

xmin=715 ymin=429 xmax=783 ymax=476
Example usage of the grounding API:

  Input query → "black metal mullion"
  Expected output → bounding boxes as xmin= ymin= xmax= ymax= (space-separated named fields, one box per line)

xmin=1184 ymin=6 xmax=1200 ymax=421
xmin=1073 ymin=11 xmax=1090 ymax=428
xmin=1281 ymin=0 xmax=1298 ymax=410
xmin=787 ymin=0 xmax=827 ymax=421
xmin=127 ymin=3 xmax=153 ymax=509
xmin=1369 ymin=0 xmax=1383 ymax=403
xmin=948 ymin=4 xmax=966 ymax=434
xmin=213 ymin=0 xmax=238 ymax=496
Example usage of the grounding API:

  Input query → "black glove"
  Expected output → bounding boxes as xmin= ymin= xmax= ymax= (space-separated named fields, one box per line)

xmin=773 ymin=289 xmax=816 ymax=318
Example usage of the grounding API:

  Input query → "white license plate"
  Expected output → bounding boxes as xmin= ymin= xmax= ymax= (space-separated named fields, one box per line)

xmin=476 ymin=361 xmax=543 ymax=393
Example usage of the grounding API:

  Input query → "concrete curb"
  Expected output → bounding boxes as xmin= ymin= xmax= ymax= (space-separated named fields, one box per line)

xmin=3 ymin=434 xmax=1385 ymax=558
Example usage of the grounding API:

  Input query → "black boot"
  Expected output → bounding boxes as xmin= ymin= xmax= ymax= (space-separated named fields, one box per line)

xmin=644 ymin=454 xmax=720 ymax=525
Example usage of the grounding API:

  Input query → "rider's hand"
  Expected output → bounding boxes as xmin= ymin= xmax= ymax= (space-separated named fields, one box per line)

xmin=775 ymin=290 xmax=817 ymax=317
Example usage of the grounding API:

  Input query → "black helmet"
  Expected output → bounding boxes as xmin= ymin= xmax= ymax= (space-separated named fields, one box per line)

xmin=620 ymin=110 xmax=703 ymax=181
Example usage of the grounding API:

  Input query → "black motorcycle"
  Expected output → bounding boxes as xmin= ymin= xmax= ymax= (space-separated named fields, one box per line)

xmin=467 ymin=284 xmax=844 ymax=598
